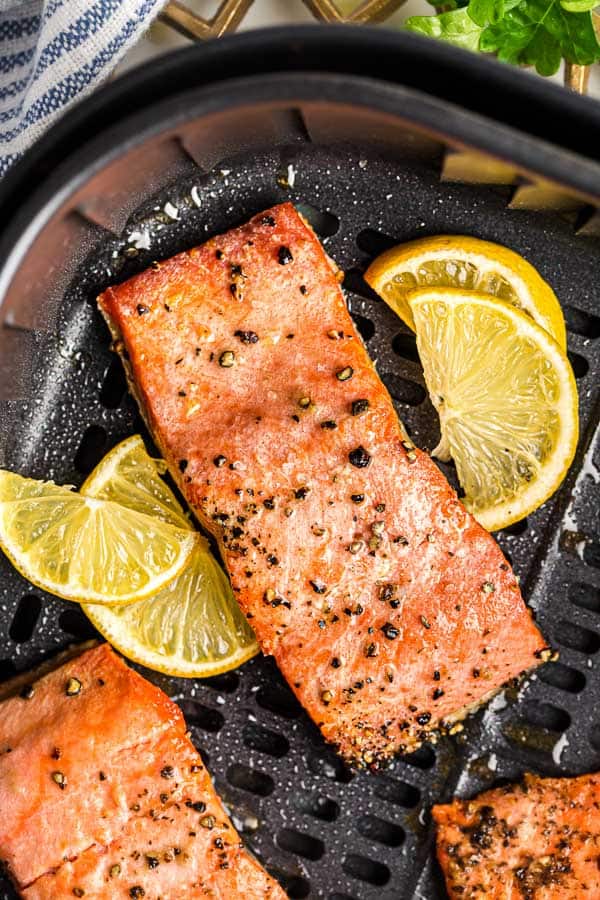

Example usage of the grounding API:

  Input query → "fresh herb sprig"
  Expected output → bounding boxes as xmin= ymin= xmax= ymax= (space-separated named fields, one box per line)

xmin=405 ymin=0 xmax=600 ymax=76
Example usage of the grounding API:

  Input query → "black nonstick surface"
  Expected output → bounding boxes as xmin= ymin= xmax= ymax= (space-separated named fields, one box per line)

xmin=1 ymin=140 xmax=599 ymax=900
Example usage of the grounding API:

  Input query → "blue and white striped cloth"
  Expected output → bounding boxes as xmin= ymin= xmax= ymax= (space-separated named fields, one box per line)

xmin=0 ymin=0 xmax=167 ymax=175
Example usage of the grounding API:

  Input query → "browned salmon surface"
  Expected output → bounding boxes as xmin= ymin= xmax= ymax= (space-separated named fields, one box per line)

xmin=99 ymin=201 xmax=547 ymax=767
xmin=0 ymin=644 xmax=284 ymax=899
xmin=433 ymin=771 xmax=600 ymax=898
xmin=23 ymin=737 xmax=279 ymax=900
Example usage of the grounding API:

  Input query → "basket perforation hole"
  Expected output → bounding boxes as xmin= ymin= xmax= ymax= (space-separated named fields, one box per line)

xmin=343 ymin=269 xmax=382 ymax=303
xmin=270 ymin=871 xmax=310 ymax=899
xmin=563 ymin=305 xmax=600 ymax=339
xmin=374 ymin=776 xmax=420 ymax=807
xmin=202 ymin=671 xmax=239 ymax=693
xmin=178 ymin=700 xmax=224 ymax=733
xmin=356 ymin=228 xmax=396 ymax=256
xmin=0 ymin=658 xmax=17 ymax=681
xmin=567 ymin=351 xmax=589 ymax=379
xmin=256 ymin=683 xmax=302 ymax=719
xmin=295 ymin=202 xmax=339 ymax=237
xmin=295 ymin=791 xmax=340 ymax=822
xmin=342 ymin=853 xmax=390 ymax=886
xmin=554 ymin=619 xmax=600 ymax=654
xmin=381 ymin=371 xmax=426 ymax=406
xmin=73 ymin=425 xmax=108 ymax=474
xmin=351 ymin=311 xmax=375 ymax=342
xmin=570 ymin=582 xmax=600 ymax=613
xmin=307 ymin=749 xmax=353 ymax=784
xmin=589 ymin=724 xmax=600 ymax=752
xmin=520 ymin=701 xmax=571 ymax=732
xmin=392 ymin=332 xmax=420 ymax=364
xmin=538 ymin=662 xmax=586 ymax=693
xmin=243 ymin=723 xmax=290 ymax=758
xmin=583 ymin=542 xmax=600 ymax=570
xmin=502 ymin=518 xmax=529 ymax=536
xmin=277 ymin=827 xmax=325 ymax=861
xmin=9 ymin=594 xmax=42 ymax=643
xmin=226 ymin=763 xmax=274 ymax=797
xmin=357 ymin=814 xmax=405 ymax=847
xmin=399 ymin=743 xmax=436 ymax=769
xmin=58 ymin=607 xmax=99 ymax=640
xmin=99 ymin=357 xmax=128 ymax=408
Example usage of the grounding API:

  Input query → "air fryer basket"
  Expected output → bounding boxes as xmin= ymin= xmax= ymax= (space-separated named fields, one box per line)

xmin=0 ymin=27 xmax=599 ymax=900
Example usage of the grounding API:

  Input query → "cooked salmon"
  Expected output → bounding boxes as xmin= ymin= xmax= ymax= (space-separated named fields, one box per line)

xmin=0 ymin=643 xmax=284 ymax=899
xmin=433 ymin=770 xmax=600 ymax=898
xmin=98 ymin=201 xmax=548 ymax=767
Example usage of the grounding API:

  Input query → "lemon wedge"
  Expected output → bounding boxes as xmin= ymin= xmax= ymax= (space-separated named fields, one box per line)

xmin=81 ymin=435 xmax=259 ymax=677
xmin=0 ymin=470 xmax=195 ymax=605
xmin=80 ymin=434 xmax=190 ymax=529
xmin=407 ymin=288 xmax=578 ymax=531
xmin=365 ymin=234 xmax=567 ymax=349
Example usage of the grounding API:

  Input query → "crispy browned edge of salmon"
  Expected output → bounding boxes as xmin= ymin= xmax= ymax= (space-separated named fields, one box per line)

xmin=0 ymin=640 xmax=100 ymax=703
xmin=96 ymin=211 xmax=550 ymax=762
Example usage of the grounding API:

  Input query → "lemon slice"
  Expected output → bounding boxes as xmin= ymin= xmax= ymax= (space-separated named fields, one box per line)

xmin=81 ymin=434 xmax=190 ymax=529
xmin=407 ymin=288 xmax=578 ymax=531
xmin=83 ymin=537 xmax=258 ymax=677
xmin=0 ymin=470 xmax=195 ymax=604
xmin=365 ymin=234 xmax=567 ymax=349
xmin=81 ymin=435 xmax=259 ymax=677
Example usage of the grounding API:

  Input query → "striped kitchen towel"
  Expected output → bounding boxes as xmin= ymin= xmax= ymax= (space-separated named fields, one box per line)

xmin=0 ymin=0 xmax=167 ymax=176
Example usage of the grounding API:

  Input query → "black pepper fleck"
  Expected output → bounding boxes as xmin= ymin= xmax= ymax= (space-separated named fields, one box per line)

xmin=278 ymin=246 xmax=293 ymax=265
xmin=351 ymin=398 xmax=369 ymax=416
xmin=381 ymin=623 xmax=399 ymax=640
xmin=349 ymin=446 xmax=371 ymax=468
xmin=234 ymin=330 xmax=259 ymax=344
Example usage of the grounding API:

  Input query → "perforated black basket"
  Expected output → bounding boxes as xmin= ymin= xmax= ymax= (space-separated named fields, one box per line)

xmin=0 ymin=27 xmax=599 ymax=900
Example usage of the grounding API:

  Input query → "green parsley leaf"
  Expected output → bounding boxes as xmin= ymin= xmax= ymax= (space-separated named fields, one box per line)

xmin=468 ymin=0 xmax=521 ymax=26
xmin=479 ymin=0 xmax=600 ymax=75
xmin=405 ymin=8 xmax=483 ymax=51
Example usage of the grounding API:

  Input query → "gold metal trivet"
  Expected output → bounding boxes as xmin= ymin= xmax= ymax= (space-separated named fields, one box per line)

xmin=161 ymin=1 xmax=593 ymax=96
xmin=160 ymin=0 xmax=255 ymax=41
xmin=161 ymin=0 xmax=409 ymax=40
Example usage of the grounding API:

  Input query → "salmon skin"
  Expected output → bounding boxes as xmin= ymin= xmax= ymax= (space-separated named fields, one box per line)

xmin=433 ymin=771 xmax=600 ymax=898
xmin=0 ymin=644 xmax=284 ymax=899
xmin=99 ymin=201 xmax=547 ymax=767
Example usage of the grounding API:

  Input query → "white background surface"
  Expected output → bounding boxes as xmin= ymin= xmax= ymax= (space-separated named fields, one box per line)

xmin=118 ymin=0 xmax=600 ymax=98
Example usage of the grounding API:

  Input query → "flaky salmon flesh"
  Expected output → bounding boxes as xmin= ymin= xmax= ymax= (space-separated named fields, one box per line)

xmin=0 ymin=643 xmax=285 ymax=899
xmin=99 ymin=202 xmax=548 ymax=767
xmin=434 ymin=771 xmax=600 ymax=898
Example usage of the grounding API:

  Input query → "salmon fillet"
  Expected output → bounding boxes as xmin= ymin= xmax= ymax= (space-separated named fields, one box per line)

xmin=23 ymin=737 xmax=279 ymax=900
xmin=98 ymin=201 xmax=547 ymax=767
xmin=433 ymin=771 xmax=600 ymax=898
xmin=0 ymin=644 xmax=284 ymax=899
